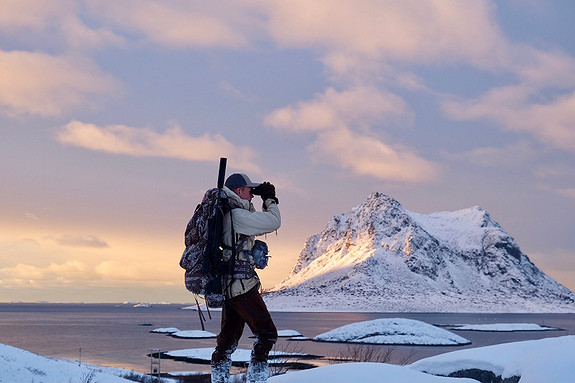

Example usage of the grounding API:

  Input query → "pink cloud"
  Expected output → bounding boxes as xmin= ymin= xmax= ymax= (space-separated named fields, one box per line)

xmin=0 ymin=51 xmax=120 ymax=117
xmin=56 ymin=120 xmax=260 ymax=173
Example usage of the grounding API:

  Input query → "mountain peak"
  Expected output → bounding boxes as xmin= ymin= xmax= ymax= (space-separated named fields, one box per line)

xmin=266 ymin=192 xmax=575 ymax=313
xmin=359 ymin=192 xmax=406 ymax=216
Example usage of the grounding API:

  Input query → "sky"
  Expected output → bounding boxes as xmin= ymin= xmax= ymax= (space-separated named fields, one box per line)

xmin=1 ymin=0 xmax=575 ymax=304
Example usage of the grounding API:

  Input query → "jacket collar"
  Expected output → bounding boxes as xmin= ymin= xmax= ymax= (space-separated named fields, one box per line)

xmin=223 ymin=186 xmax=252 ymax=210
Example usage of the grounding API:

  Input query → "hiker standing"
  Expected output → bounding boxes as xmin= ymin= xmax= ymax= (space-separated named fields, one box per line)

xmin=211 ymin=173 xmax=281 ymax=383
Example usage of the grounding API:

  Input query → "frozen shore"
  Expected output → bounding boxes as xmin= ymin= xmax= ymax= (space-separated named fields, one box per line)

xmin=2 ymin=318 xmax=573 ymax=383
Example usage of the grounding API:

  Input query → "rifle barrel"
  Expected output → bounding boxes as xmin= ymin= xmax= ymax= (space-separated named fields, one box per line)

xmin=217 ymin=158 xmax=227 ymax=189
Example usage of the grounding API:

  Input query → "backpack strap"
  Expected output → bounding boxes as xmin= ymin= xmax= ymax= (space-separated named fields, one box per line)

xmin=222 ymin=203 xmax=239 ymax=295
xmin=222 ymin=206 xmax=255 ymax=295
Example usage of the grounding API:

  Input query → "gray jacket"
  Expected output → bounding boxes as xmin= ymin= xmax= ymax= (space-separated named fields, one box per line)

xmin=221 ymin=186 xmax=281 ymax=298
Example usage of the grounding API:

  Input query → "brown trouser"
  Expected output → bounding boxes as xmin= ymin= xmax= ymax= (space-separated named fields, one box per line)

xmin=212 ymin=285 xmax=278 ymax=364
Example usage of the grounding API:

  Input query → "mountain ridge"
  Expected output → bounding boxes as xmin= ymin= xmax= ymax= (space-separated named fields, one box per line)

xmin=264 ymin=192 xmax=575 ymax=312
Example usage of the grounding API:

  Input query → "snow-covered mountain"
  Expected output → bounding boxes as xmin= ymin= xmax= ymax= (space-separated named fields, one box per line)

xmin=265 ymin=192 xmax=575 ymax=312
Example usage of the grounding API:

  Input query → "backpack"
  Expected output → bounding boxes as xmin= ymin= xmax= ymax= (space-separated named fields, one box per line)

xmin=179 ymin=187 xmax=233 ymax=308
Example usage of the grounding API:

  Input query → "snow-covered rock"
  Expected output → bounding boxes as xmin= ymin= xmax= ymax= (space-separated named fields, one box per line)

xmin=150 ymin=327 xmax=180 ymax=333
xmin=278 ymin=329 xmax=302 ymax=337
xmin=265 ymin=192 xmax=575 ymax=312
xmin=313 ymin=318 xmax=470 ymax=345
xmin=445 ymin=323 xmax=558 ymax=332
xmin=409 ymin=335 xmax=575 ymax=383
xmin=171 ymin=330 xmax=217 ymax=338
xmin=163 ymin=347 xmax=309 ymax=365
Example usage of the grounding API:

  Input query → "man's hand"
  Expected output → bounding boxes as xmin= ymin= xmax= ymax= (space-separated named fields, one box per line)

xmin=256 ymin=182 xmax=279 ymax=205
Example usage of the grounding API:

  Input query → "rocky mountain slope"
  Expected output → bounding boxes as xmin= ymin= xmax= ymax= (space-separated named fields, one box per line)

xmin=264 ymin=192 xmax=575 ymax=312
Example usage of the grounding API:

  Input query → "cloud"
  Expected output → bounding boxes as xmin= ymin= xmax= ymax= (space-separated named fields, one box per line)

xmin=0 ymin=259 xmax=177 ymax=289
xmin=84 ymin=0 xmax=259 ymax=49
xmin=266 ymin=86 xmax=409 ymax=132
xmin=258 ymin=1 xmax=575 ymax=153
xmin=312 ymin=128 xmax=439 ymax=182
xmin=25 ymin=213 xmax=40 ymax=221
xmin=555 ymin=188 xmax=575 ymax=200
xmin=439 ymin=43 xmax=575 ymax=152
xmin=0 ymin=0 xmax=124 ymax=50
xmin=445 ymin=141 xmax=538 ymax=168
xmin=0 ymin=0 xmax=62 ymax=31
xmin=79 ymin=1 xmax=509 ymax=73
xmin=219 ymin=81 xmax=258 ymax=103
xmin=94 ymin=260 xmax=175 ymax=283
xmin=442 ymin=86 xmax=575 ymax=151
xmin=265 ymin=86 xmax=439 ymax=182
xmin=0 ymin=51 xmax=121 ymax=117
xmin=515 ymin=47 xmax=575 ymax=89
xmin=58 ymin=13 xmax=125 ymax=50
xmin=55 ymin=120 xmax=260 ymax=172
xmin=46 ymin=234 xmax=109 ymax=249
xmin=0 ymin=234 xmax=179 ymax=290
xmin=0 ymin=261 xmax=95 ymax=288
xmin=259 ymin=0 xmax=508 ymax=79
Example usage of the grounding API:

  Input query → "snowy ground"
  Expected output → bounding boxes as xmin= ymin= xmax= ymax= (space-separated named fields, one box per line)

xmin=4 ymin=337 xmax=573 ymax=383
xmin=0 ymin=343 xmax=172 ymax=383
xmin=263 ymin=293 xmax=575 ymax=313
xmin=269 ymin=362 xmax=478 ymax=383
xmin=2 ymin=321 xmax=573 ymax=382
xmin=269 ymin=336 xmax=575 ymax=383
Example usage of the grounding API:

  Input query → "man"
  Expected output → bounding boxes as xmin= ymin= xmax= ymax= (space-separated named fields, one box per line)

xmin=211 ymin=173 xmax=281 ymax=383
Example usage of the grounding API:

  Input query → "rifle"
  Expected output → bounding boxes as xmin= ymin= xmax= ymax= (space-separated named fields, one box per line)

xmin=217 ymin=157 xmax=227 ymax=190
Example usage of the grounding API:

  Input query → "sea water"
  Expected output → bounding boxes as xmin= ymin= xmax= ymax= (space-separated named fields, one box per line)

xmin=0 ymin=303 xmax=573 ymax=374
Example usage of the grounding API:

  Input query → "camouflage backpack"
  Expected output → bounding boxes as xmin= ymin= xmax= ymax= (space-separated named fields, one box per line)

xmin=179 ymin=188 xmax=232 ymax=308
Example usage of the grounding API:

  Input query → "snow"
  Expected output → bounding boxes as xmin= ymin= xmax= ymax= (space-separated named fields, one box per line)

xmin=268 ymin=362 xmax=478 ymax=383
xmin=288 ymin=336 xmax=311 ymax=340
xmin=409 ymin=335 xmax=575 ymax=383
xmin=0 ymin=343 xmax=165 ymax=383
xmin=277 ymin=329 xmax=302 ymax=337
xmin=446 ymin=323 xmax=558 ymax=331
xmin=164 ymin=347 xmax=308 ymax=364
xmin=2 ymin=331 xmax=575 ymax=382
xmin=166 ymin=371 xmax=205 ymax=376
xmin=171 ymin=330 xmax=217 ymax=338
xmin=313 ymin=318 xmax=470 ymax=345
xmin=150 ymin=327 xmax=179 ymax=333
xmin=408 ymin=207 xmax=491 ymax=253
xmin=151 ymin=328 xmax=297 ymax=338
xmin=267 ymin=336 xmax=575 ymax=383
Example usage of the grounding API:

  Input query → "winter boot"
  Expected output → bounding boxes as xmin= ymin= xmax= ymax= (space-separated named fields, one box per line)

xmin=246 ymin=360 xmax=269 ymax=383
xmin=211 ymin=344 xmax=237 ymax=383
xmin=211 ymin=358 xmax=232 ymax=383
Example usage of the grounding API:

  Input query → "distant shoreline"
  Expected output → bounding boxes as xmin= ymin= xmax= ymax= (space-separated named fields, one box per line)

xmin=2 ymin=301 xmax=575 ymax=315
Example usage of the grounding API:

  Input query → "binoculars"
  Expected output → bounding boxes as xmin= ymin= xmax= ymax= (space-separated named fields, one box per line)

xmin=251 ymin=184 xmax=263 ymax=196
